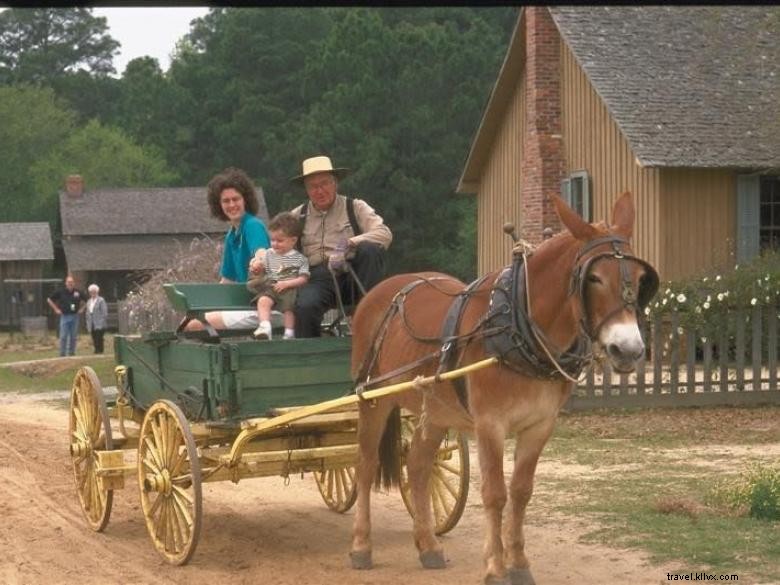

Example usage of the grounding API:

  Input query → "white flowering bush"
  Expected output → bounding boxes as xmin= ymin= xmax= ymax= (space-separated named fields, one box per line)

xmin=119 ymin=236 xmax=223 ymax=333
xmin=645 ymin=251 xmax=780 ymax=344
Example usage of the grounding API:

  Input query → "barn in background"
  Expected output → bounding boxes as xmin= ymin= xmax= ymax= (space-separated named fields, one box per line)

xmin=0 ymin=222 xmax=54 ymax=329
xmin=457 ymin=6 xmax=780 ymax=282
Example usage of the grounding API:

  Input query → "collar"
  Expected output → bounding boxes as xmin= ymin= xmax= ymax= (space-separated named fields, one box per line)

xmin=228 ymin=212 xmax=251 ymax=240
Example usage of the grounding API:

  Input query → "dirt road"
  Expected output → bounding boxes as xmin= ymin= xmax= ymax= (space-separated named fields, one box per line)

xmin=0 ymin=394 xmax=664 ymax=585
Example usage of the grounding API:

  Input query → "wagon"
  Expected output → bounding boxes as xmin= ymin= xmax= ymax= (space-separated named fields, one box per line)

xmin=68 ymin=283 xmax=470 ymax=565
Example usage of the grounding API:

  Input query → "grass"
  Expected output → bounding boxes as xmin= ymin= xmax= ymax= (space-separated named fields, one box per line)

xmin=529 ymin=406 xmax=780 ymax=582
xmin=0 ymin=332 xmax=117 ymax=392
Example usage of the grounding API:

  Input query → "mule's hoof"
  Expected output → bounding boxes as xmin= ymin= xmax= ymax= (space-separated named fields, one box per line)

xmin=484 ymin=576 xmax=511 ymax=585
xmin=350 ymin=550 xmax=373 ymax=570
xmin=419 ymin=549 xmax=446 ymax=569
xmin=508 ymin=567 xmax=536 ymax=585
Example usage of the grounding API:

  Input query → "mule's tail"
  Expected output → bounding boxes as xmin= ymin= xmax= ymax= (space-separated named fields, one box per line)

xmin=375 ymin=406 xmax=401 ymax=490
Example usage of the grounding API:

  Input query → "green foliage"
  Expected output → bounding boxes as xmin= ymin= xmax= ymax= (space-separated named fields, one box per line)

xmin=706 ymin=462 xmax=780 ymax=520
xmin=28 ymin=119 xmax=178 ymax=227
xmin=0 ymin=8 xmax=119 ymax=83
xmin=646 ymin=251 xmax=780 ymax=336
xmin=0 ymin=85 xmax=75 ymax=221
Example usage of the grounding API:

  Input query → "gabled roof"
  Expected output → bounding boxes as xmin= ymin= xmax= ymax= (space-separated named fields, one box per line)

xmin=458 ymin=6 xmax=780 ymax=191
xmin=550 ymin=6 xmax=780 ymax=168
xmin=62 ymin=234 xmax=221 ymax=271
xmin=60 ymin=186 xmax=269 ymax=236
xmin=0 ymin=223 xmax=54 ymax=261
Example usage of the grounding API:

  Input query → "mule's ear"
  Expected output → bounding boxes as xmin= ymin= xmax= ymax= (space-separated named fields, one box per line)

xmin=550 ymin=193 xmax=599 ymax=241
xmin=610 ymin=191 xmax=634 ymax=239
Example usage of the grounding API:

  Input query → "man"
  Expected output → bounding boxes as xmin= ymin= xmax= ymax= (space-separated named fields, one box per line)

xmin=290 ymin=155 xmax=392 ymax=337
xmin=47 ymin=274 xmax=86 ymax=357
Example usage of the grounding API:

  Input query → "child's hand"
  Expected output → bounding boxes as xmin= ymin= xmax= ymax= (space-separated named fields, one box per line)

xmin=249 ymin=258 xmax=265 ymax=274
xmin=272 ymin=281 xmax=289 ymax=293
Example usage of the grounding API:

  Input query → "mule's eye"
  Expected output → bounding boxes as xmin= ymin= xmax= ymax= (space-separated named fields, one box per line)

xmin=587 ymin=274 xmax=602 ymax=284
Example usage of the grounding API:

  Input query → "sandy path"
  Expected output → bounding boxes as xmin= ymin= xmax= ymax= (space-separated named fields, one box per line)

xmin=0 ymin=395 xmax=664 ymax=585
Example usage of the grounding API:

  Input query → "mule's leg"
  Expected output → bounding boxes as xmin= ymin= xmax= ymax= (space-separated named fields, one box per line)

xmin=476 ymin=421 xmax=509 ymax=585
xmin=350 ymin=399 xmax=396 ymax=569
xmin=503 ymin=419 xmax=556 ymax=585
xmin=406 ymin=423 xmax=447 ymax=569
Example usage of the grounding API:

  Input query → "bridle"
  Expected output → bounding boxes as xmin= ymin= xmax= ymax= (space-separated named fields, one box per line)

xmin=569 ymin=235 xmax=660 ymax=340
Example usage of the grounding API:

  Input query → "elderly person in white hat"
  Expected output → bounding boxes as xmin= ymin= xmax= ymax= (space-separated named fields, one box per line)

xmin=290 ymin=155 xmax=393 ymax=337
xmin=85 ymin=283 xmax=108 ymax=354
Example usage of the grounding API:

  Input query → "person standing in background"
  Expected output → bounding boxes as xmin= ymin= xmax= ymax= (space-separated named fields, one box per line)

xmin=47 ymin=274 xmax=86 ymax=356
xmin=85 ymin=284 xmax=108 ymax=354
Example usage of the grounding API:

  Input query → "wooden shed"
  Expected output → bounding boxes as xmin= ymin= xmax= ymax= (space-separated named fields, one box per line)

xmin=59 ymin=175 xmax=270 ymax=303
xmin=457 ymin=6 xmax=780 ymax=282
xmin=0 ymin=222 xmax=54 ymax=327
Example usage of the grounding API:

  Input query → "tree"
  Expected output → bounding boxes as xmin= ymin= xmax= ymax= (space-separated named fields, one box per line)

xmin=0 ymin=8 xmax=119 ymax=84
xmin=30 ymin=119 xmax=179 ymax=226
xmin=0 ymin=85 xmax=75 ymax=222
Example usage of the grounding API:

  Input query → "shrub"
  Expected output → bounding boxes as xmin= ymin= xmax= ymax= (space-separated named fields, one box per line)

xmin=646 ymin=251 xmax=780 ymax=334
xmin=706 ymin=462 xmax=780 ymax=521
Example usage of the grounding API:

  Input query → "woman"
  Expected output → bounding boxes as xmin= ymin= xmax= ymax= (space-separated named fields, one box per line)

xmin=187 ymin=167 xmax=271 ymax=331
xmin=85 ymin=284 xmax=108 ymax=354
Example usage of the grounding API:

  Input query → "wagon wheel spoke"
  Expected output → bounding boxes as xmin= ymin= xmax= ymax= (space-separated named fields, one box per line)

xmin=399 ymin=416 xmax=470 ymax=535
xmin=314 ymin=464 xmax=357 ymax=513
xmin=69 ymin=367 xmax=114 ymax=533
xmin=138 ymin=400 xmax=202 ymax=566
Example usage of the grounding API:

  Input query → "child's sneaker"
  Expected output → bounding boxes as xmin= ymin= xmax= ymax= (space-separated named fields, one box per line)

xmin=253 ymin=322 xmax=272 ymax=340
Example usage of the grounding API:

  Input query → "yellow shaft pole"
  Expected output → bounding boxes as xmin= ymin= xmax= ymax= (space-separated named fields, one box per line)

xmin=225 ymin=356 xmax=498 ymax=466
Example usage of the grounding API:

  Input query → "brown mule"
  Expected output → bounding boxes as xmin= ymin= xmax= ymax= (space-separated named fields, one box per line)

xmin=349 ymin=192 xmax=658 ymax=585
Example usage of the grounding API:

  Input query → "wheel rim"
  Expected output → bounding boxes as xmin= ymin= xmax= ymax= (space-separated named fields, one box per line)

xmin=69 ymin=366 xmax=113 ymax=532
xmin=138 ymin=400 xmax=202 ymax=565
xmin=400 ymin=417 xmax=470 ymax=535
xmin=314 ymin=466 xmax=357 ymax=513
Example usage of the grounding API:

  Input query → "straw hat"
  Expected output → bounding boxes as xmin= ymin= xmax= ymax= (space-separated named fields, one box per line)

xmin=290 ymin=155 xmax=350 ymax=184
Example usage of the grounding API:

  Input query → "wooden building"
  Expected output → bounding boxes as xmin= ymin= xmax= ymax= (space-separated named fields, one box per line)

xmin=457 ymin=7 xmax=780 ymax=282
xmin=59 ymin=175 xmax=270 ymax=303
xmin=0 ymin=222 xmax=54 ymax=327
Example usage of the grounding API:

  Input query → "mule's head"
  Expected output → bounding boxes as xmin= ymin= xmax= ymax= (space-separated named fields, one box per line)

xmin=552 ymin=191 xmax=659 ymax=373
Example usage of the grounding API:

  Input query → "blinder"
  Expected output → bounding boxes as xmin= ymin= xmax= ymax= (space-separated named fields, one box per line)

xmin=570 ymin=236 xmax=660 ymax=338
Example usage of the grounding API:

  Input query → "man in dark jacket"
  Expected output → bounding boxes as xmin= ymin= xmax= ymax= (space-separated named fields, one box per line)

xmin=47 ymin=274 xmax=86 ymax=356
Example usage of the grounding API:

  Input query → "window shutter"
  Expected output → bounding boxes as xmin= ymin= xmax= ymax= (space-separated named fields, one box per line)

xmin=560 ymin=178 xmax=572 ymax=206
xmin=736 ymin=174 xmax=760 ymax=263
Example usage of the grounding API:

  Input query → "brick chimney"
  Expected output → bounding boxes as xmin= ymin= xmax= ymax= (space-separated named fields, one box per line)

xmin=65 ymin=174 xmax=84 ymax=198
xmin=520 ymin=7 xmax=564 ymax=243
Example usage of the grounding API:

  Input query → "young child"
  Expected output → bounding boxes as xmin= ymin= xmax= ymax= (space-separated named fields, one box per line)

xmin=247 ymin=212 xmax=310 ymax=340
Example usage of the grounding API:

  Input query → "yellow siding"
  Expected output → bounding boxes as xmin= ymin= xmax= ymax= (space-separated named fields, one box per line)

xmin=560 ymin=40 xmax=661 ymax=274
xmin=659 ymin=169 xmax=735 ymax=281
xmin=476 ymin=71 xmax=527 ymax=274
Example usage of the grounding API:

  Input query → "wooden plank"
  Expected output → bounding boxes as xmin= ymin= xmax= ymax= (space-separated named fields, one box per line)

xmin=702 ymin=336 xmax=713 ymax=393
xmin=686 ymin=326 xmax=696 ymax=394
xmin=769 ymin=307 xmax=778 ymax=391
xmin=752 ymin=305 xmax=762 ymax=391
xmin=566 ymin=387 xmax=780 ymax=411
xmin=735 ymin=309 xmax=746 ymax=391
xmin=718 ymin=316 xmax=729 ymax=393
xmin=670 ymin=312 xmax=680 ymax=395
xmin=653 ymin=314 xmax=662 ymax=395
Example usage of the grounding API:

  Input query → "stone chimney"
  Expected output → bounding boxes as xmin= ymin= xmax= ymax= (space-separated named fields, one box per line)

xmin=520 ymin=7 xmax=564 ymax=243
xmin=65 ymin=174 xmax=84 ymax=198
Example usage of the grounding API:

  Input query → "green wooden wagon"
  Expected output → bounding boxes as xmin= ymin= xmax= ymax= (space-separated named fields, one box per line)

xmin=68 ymin=283 xmax=470 ymax=565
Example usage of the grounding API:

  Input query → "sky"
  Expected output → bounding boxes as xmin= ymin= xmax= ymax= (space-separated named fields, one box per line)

xmin=92 ymin=7 xmax=211 ymax=76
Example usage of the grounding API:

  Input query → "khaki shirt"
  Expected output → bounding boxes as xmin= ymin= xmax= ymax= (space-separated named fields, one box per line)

xmin=291 ymin=194 xmax=393 ymax=268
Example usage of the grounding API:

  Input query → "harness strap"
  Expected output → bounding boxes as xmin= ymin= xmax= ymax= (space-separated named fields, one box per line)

xmin=436 ymin=273 xmax=491 ymax=411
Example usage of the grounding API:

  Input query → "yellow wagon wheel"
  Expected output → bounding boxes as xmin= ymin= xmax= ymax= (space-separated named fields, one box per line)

xmin=314 ymin=465 xmax=357 ymax=513
xmin=138 ymin=400 xmax=202 ymax=565
xmin=400 ymin=417 xmax=470 ymax=535
xmin=69 ymin=366 xmax=114 ymax=532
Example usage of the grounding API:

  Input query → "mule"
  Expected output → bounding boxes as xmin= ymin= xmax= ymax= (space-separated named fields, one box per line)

xmin=348 ymin=192 xmax=659 ymax=585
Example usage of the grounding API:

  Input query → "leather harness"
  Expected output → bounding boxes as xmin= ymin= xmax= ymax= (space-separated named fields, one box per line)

xmin=356 ymin=235 xmax=659 ymax=413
